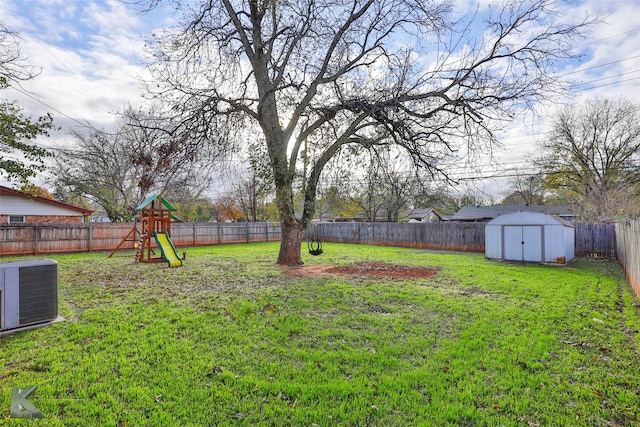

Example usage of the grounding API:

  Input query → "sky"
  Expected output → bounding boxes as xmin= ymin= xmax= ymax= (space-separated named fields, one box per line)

xmin=1 ymin=0 xmax=640 ymax=201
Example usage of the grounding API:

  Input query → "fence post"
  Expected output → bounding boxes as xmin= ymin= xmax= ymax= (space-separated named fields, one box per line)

xmin=34 ymin=225 xmax=39 ymax=255
xmin=88 ymin=224 xmax=92 ymax=252
xmin=193 ymin=222 xmax=197 ymax=247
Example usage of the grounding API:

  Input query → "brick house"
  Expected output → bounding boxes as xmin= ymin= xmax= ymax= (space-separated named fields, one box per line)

xmin=0 ymin=185 xmax=92 ymax=225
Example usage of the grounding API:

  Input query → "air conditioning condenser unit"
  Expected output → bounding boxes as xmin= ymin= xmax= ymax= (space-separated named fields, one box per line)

xmin=0 ymin=259 xmax=63 ymax=335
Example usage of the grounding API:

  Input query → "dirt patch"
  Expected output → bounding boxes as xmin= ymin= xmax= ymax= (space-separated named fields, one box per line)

xmin=285 ymin=261 xmax=438 ymax=279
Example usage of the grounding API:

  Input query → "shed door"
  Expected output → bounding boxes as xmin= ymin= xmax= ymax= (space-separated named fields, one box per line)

xmin=503 ymin=225 xmax=543 ymax=262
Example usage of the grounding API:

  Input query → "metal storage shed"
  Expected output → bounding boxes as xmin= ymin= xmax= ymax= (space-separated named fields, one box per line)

xmin=485 ymin=211 xmax=575 ymax=263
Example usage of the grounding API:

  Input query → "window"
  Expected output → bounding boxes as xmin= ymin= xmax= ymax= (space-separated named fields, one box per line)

xmin=8 ymin=215 xmax=25 ymax=224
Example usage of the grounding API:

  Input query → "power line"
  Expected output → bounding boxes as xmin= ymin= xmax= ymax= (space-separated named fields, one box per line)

xmin=7 ymin=83 xmax=100 ymax=132
xmin=575 ymin=26 xmax=640 ymax=48
xmin=554 ymin=54 xmax=640 ymax=78
xmin=570 ymin=69 xmax=640 ymax=87
xmin=315 ymin=161 xmax=639 ymax=187
xmin=570 ymin=75 xmax=640 ymax=91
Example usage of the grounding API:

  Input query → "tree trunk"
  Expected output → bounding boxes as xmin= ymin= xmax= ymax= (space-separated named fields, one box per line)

xmin=277 ymin=220 xmax=304 ymax=265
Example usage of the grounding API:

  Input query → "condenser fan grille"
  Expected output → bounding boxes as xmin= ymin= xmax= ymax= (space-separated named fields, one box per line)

xmin=18 ymin=264 xmax=58 ymax=325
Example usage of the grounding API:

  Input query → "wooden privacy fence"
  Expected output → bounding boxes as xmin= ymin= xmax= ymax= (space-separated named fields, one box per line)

xmin=616 ymin=219 xmax=640 ymax=298
xmin=0 ymin=222 xmax=281 ymax=256
xmin=308 ymin=221 xmax=617 ymax=257
xmin=0 ymin=220 xmax=619 ymax=259
xmin=308 ymin=222 xmax=485 ymax=252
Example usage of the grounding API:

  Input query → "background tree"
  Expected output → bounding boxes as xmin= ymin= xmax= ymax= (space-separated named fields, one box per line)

xmin=411 ymin=182 xmax=449 ymax=212
xmin=143 ymin=0 xmax=595 ymax=264
xmin=19 ymin=183 xmax=54 ymax=199
xmin=536 ymin=98 xmax=640 ymax=221
xmin=311 ymin=157 xmax=362 ymax=220
xmin=316 ymin=184 xmax=362 ymax=219
xmin=438 ymin=192 xmax=486 ymax=215
xmin=354 ymin=149 xmax=418 ymax=221
xmin=218 ymin=139 xmax=276 ymax=222
xmin=0 ymin=23 xmax=54 ymax=185
xmin=53 ymin=106 xmax=216 ymax=221
xmin=228 ymin=174 xmax=270 ymax=222
xmin=171 ymin=198 xmax=215 ymax=222
xmin=500 ymin=173 xmax=546 ymax=205
xmin=355 ymin=150 xmax=387 ymax=222
xmin=212 ymin=195 xmax=244 ymax=222
xmin=379 ymin=169 xmax=417 ymax=222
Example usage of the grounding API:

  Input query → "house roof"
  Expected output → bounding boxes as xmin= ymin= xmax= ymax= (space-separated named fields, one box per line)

xmin=407 ymin=208 xmax=443 ymax=221
xmin=0 ymin=185 xmax=93 ymax=215
xmin=452 ymin=204 xmax=574 ymax=221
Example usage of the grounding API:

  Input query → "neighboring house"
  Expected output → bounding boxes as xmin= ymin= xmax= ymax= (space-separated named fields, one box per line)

xmin=0 ymin=185 xmax=92 ymax=225
xmin=91 ymin=214 xmax=112 ymax=223
xmin=451 ymin=204 xmax=576 ymax=223
xmin=407 ymin=208 xmax=443 ymax=223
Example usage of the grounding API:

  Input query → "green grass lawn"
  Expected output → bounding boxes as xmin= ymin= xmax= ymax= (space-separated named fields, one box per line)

xmin=1 ymin=243 xmax=639 ymax=426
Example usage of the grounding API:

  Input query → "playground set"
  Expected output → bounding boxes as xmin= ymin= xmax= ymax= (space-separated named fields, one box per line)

xmin=109 ymin=195 xmax=183 ymax=267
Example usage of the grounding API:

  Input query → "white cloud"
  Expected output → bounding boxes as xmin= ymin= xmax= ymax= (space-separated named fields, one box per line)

xmin=1 ymin=0 xmax=639 ymax=198
xmin=1 ymin=0 xmax=156 ymax=130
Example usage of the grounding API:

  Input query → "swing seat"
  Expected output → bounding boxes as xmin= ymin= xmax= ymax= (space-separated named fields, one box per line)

xmin=308 ymin=239 xmax=323 ymax=256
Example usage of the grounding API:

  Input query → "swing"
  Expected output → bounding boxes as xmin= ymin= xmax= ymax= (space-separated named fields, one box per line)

xmin=308 ymin=239 xmax=323 ymax=256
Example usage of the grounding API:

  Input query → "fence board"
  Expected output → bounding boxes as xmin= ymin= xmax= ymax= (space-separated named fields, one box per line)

xmin=574 ymin=223 xmax=616 ymax=258
xmin=616 ymin=219 xmax=640 ymax=299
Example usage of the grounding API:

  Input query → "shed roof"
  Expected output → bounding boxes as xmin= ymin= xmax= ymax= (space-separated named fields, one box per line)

xmin=452 ymin=204 xmax=574 ymax=221
xmin=0 ymin=185 xmax=93 ymax=215
xmin=486 ymin=211 xmax=575 ymax=228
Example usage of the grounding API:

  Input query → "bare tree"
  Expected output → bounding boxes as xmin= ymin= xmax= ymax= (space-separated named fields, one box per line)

xmin=53 ymin=107 xmax=216 ymax=221
xmin=536 ymin=98 xmax=640 ymax=221
xmin=501 ymin=173 xmax=546 ymax=205
xmin=141 ymin=0 xmax=596 ymax=264
xmin=356 ymin=150 xmax=386 ymax=221
xmin=220 ymin=139 xmax=276 ymax=222
xmin=380 ymin=171 xmax=418 ymax=222
xmin=229 ymin=174 xmax=272 ymax=222
xmin=354 ymin=149 xmax=418 ymax=221
xmin=0 ymin=23 xmax=38 ymax=83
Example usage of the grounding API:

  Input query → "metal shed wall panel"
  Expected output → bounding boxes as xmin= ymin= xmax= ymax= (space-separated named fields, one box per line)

xmin=565 ymin=227 xmax=575 ymax=260
xmin=485 ymin=224 xmax=502 ymax=259
xmin=523 ymin=225 xmax=543 ymax=262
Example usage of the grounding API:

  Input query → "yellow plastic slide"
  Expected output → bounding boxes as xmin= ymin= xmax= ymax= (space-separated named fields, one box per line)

xmin=153 ymin=231 xmax=183 ymax=267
